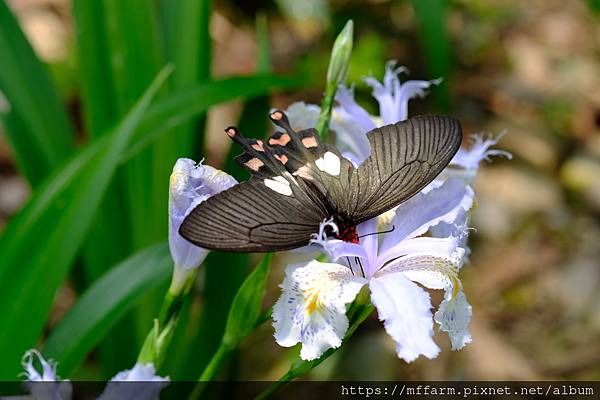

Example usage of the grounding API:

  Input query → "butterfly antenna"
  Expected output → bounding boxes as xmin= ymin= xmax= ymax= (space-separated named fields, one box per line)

xmin=357 ymin=225 xmax=395 ymax=239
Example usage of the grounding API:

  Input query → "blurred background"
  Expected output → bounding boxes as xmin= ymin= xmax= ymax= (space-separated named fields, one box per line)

xmin=1 ymin=0 xmax=600 ymax=383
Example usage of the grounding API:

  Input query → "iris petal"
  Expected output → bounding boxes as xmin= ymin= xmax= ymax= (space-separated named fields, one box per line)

xmin=168 ymin=158 xmax=237 ymax=270
xmin=370 ymin=273 xmax=440 ymax=362
xmin=273 ymin=261 xmax=366 ymax=360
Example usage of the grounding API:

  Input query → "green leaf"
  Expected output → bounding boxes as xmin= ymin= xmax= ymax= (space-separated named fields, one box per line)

xmin=72 ymin=8 xmax=166 ymax=368
xmin=188 ymin=254 xmax=272 ymax=399
xmin=101 ymin=2 xmax=169 ymax=375
xmin=161 ymin=0 xmax=212 ymax=158
xmin=411 ymin=0 xmax=453 ymax=112
xmin=255 ymin=12 xmax=271 ymax=73
xmin=72 ymin=6 xmax=136 ymax=375
xmin=589 ymin=0 xmax=600 ymax=15
xmin=72 ymin=0 xmax=118 ymax=138
xmin=222 ymin=254 xmax=272 ymax=348
xmin=43 ymin=243 xmax=172 ymax=375
xmin=184 ymin=252 xmax=249 ymax=379
xmin=1 ymin=75 xmax=298 ymax=250
xmin=127 ymin=74 xmax=302 ymax=160
xmin=0 ymin=66 xmax=171 ymax=379
xmin=0 ymin=0 xmax=74 ymax=186
xmin=72 ymin=0 xmax=132 ymax=283
xmin=168 ymin=0 xmax=211 ymax=88
xmin=0 ymin=73 xmax=300 ymax=379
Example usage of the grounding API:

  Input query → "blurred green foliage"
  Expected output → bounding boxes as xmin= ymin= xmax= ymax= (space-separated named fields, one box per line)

xmin=0 ymin=0 xmax=302 ymax=380
xmin=1 ymin=0 xmax=599 ymax=387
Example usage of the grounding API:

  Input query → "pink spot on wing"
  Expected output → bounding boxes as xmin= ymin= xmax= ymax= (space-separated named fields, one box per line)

xmin=302 ymin=137 xmax=318 ymax=148
xmin=226 ymin=128 xmax=237 ymax=138
xmin=251 ymin=140 xmax=264 ymax=151
xmin=269 ymin=134 xmax=291 ymax=146
xmin=245 ymin=158 xmax=264 ymax=171
xmin=274 ymin=154 xmax=289 ymax=164
xmin=270 ymin=111 xmax=283 ymax=120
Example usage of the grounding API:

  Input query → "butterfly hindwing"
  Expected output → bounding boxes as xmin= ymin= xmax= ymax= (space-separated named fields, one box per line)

xmin=179 ymin=175 xmax=326 ymax=252
xmin=348 ymin=115 xmax=462 ymax=223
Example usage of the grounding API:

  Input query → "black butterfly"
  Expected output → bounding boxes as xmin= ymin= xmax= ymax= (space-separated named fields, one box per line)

xmin=179 ymin=110 xmax=462 ymax=252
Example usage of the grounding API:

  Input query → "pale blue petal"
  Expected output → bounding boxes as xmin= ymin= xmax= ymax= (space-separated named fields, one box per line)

xmin=21 ymin=349 xmax=60 ymax=381
xmin=364 ymin=61 xmax=440 ymax=124
xmin=332 ymin=86 xmax=374 ymax=164
xmin=356 ymin=218 xmax=379 ymax=277
xmin=107 ymin=363 xmax=169 ymax=381
xmin=168 ymin=158 xmax=237 ymax=270
xmin=21 ymin=350 xmax=72 ymax=400
xmin=341 ymin=151 xmax=362 ymax=167
xmin=315 ymin=238 xmax=368 ymax=263
xmin=390 ymin=78 xmax=442 ymax=124
xmin=369 ymin=273 xmax=440 ymax=362
xmin=451 ymin=133 xmax=512 ymax=170
xmin=377 ymin=236 xmax=460 ymax=269
xmin=380 ymin=179 xmax=473 ymax=255
xmin=331 ymin=107 xmax=372 ymax=164
xmin=99 ymin=363 xmax=169 ymax=400
xmin=434 ymin=290 xmax=473 ymax=350
xmin=375 ymin=248 xmax=463 ymax=281
xmin=430 ymin=208 xmax=471 ymax=268
xmin=334 ymin=85 xmax=377 ymax=132
xmin=279 ymin=101 xmax=320 ymax=131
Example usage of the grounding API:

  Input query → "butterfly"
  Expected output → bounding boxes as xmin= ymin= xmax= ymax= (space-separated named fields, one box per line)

xmin=179 ymin=110 xmax=462 ymax=252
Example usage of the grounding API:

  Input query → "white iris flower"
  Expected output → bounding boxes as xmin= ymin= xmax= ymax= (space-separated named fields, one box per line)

xmin=272 ymin=179 xmax=474 ymax=362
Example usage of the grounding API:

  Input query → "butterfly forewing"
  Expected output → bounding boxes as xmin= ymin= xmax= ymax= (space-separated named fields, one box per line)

xmin=348 ymin=115 xmax=462 ymax=223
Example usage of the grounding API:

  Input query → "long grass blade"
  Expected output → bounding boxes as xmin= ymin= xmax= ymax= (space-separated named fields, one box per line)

xmin=0 ymin=66 xmax=171 ymax=379
xmin=0 ymin=0 xmax=74 ymax=186
xmin=0 ymin=73 xmax=299 ymax=379
xmin=43 ymin=243 xmax=172 ymax=376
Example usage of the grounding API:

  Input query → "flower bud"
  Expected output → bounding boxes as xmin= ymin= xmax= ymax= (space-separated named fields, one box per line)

xmin=326 ymin=20 xmax=354 ymax=88
xmin=168 ymin=158 xmax=237 ymax=274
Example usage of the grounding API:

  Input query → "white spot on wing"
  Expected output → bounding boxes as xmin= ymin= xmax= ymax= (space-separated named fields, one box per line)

xmin=315 ymin=151 xmax=341 ymax=176
xmin=264 ymin=176 xmax=293 ymax=196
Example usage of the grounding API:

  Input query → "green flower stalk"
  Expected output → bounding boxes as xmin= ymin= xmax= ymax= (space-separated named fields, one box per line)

xmin=315 ymin=20 xmax=354 ymax=140
xmin=137 ymin=158 xmax=238 ymax=367
xmin=189 ymin=254 xmax=272 ymax=400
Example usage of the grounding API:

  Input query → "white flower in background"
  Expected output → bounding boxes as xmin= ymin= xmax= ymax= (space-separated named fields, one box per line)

xmin=98 ymin=362 xmax=169 ymax=400
xmin=441 ymin=133 xmax=513 ymax=186
xmin=20 ymin=349 xmax=72 ymax=400
xmin=452 ymin=133 xmax=512 ymax=170
xmin=334 ymin=60 xmax=441 ymax=164
xmin=273 ymin=179 xmax=474 ymax=362
xmin=326 ymin=60 xmax=510 ymax=236
xmin=284 ymin=60 xmax=510 ymax=179
xmin=17 ymin=352 xmax=169 ymax=400
xmin=282 ymin=61 xmax=440 ymax=166
xmin=168 ymin=158 xmax=237 ymax=289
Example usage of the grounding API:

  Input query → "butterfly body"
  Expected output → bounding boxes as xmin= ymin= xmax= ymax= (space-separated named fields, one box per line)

xmin=179 ymin=111 xmax=462 ymax=252
xmin=333 ymin=220 xmax=360 ymax=244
